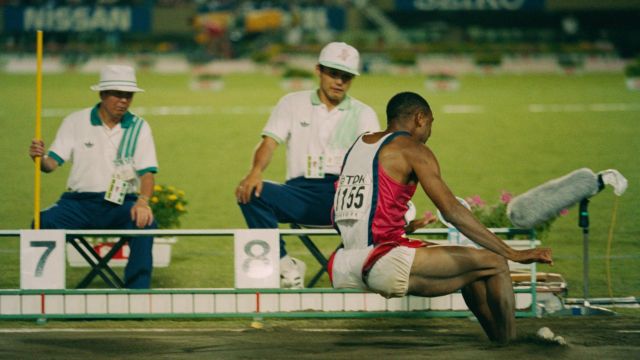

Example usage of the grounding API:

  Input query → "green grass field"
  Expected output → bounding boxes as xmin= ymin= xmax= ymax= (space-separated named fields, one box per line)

xmin=0 ymin=70 xmax=638 ymax=298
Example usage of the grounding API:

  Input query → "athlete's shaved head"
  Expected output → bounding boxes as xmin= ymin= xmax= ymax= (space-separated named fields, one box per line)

xmin=386 ymin=92 xmax=431 ymax=125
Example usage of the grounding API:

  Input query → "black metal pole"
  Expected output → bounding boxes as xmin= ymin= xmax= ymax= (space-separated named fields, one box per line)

xmin=579 ymin=198 xmax=590 ymax=305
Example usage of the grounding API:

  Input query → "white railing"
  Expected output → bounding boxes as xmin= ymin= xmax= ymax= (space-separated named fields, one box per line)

xmin=0 ymin=227 xmax=539 ymax=319
xmin=0 ymin=227 xmax=533 ymax=237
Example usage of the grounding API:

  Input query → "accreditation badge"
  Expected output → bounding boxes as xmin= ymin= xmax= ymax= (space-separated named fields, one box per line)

xmin=104 ymin=177 xmax=129 ymax=205
xmin=305 ymin=154 xmax=325 ymax=179
xmin=324 ymin=149 xmax=344 ymax=169
xmin=114 ymin=158 xmax=137 ymax=181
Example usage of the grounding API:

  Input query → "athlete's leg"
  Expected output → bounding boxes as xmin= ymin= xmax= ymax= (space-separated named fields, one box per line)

xmin=408 ymin=245 xmax=515 ymax=342
xmin=461 ymin=280 xmax=499 ymax=341
xmin=408 ymin=246 xmax=508 ymax=296
xmin=460 ymin=273 xmax=516 ymax=342
xmin=484 ymin=267 xmax=516 ymax=342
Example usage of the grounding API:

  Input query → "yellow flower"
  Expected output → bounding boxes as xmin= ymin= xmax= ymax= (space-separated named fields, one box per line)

xmin=150 ymin=184 xmax=188 ymax=229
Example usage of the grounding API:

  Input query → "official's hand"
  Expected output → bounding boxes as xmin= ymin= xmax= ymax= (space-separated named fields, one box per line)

xmin=29 ymin=139 xmax=45 ymax=160
xmin=512 ymin=248 xmax=553 ymax=265
xmin=236 ymin=172 xmax=263 ymax=204
xmin=131 ymin=200 xmax=154 ymax=228
xmin=405 ymin=211 xmax=438 ymax=233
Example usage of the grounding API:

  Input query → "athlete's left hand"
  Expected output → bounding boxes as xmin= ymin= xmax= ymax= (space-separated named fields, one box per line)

xmin=405 ymin=211 xmax=437 ymax=233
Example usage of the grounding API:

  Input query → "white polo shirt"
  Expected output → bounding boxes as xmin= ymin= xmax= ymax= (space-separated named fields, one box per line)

xmin=262 ymin=90 xmax=380 ymax=180
xmin=48 ymin=105 xmax=158 ymax=193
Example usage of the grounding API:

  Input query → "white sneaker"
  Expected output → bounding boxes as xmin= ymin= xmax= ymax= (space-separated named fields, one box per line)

xmin=280 ymin=255 xmax=306 ymax=289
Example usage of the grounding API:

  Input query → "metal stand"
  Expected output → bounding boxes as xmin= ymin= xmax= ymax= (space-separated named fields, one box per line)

xmin=67 ymin=236 xmax=127 ymax=288
xmin=552 ymin=198 xmax=614 ymax=316
xmin=289 ymin=224 xmax=341 ymax=288
xmin=579 ymin=198 xmax=590 ymax=305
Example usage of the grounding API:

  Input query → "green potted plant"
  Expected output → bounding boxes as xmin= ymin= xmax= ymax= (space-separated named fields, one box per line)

xmin=474 ymin=52 xmax=502 ymax=73
xmin=280 ymin=67 xmax=314 ymax=90
xmin=624 ymin=58 xmax=640 ymax=90
xmin=150 ymin=185 xmax=188 ymax=229
xmin=148 ymin=184 xmax=188 ymax=267
xmin=465 ymin=191 xmax=568 ymax=239
xmin=557 ymin=54 xmax=584 ymax=75
xmin=424 ymin=72 xmax=460 ymax=92
xmin=431 ymin=191 xmax=568 ymax=240
xmin=190 ymin=72 xmax=224 ymax=91
xmin=388 ymin=50 xmax=417 ymax=75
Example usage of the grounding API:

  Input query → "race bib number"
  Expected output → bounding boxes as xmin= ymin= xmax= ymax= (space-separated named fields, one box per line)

xmin=334 ymin=174 xmax=371 ymax=221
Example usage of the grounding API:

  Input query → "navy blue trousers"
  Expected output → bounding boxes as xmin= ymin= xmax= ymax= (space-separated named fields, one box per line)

xmin=38 ymin=192 xmax=155 ymax=289
xmin=238 ymin=176 xmax=338 ymax=257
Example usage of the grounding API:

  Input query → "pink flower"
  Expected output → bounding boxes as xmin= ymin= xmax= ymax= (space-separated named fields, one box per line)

xmin=500 ymin=190 xmax=513 ymax=204
xmin=466 ymin=195 xmax=485 ymax=207
xmin=559 ymin=208 xmax=569 ymax=216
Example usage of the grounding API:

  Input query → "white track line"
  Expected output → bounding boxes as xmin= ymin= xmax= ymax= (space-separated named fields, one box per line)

xmin=529 ymin=103 xmax=640 ymax=113
xmin=40 ymin=102 xmax=640 ymax=119
xmin=42 ymin=106 xmax=272 ymax=118
xmin=301 ymin=328 xmax=416 ymax=333
xmin=441 ymin=105 xmax=484 ymax=114
xmin=5 ymin=328 xmax=637 ymax=334
xmin=0 ymin=327 xmax=417 ymax=334
xmin=0 ymin=328 xmax=246 ymax=333
xmin=42 ymin=105 xmax=487 ymax=118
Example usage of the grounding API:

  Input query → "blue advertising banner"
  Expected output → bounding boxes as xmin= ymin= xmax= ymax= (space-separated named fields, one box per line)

xmin=395 ymin=0 xmax=546 ymax=11
xmin=3 ymin=5 xmax=152 ymax=33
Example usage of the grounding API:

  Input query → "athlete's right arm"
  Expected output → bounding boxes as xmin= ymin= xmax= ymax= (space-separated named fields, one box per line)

xmin=405 ymin=142 xmax=552 ymax=264
xmin=236 ymin=136 xmax=278 ymax=203
xmin=29 ymin=139 xmax=58 ymax=173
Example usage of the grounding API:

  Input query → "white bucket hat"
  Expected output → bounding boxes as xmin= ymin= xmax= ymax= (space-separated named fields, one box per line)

xmin=90 ymin=65 xmax=144 ymax=92
xmin=318 ymin=42 xmax=360 ymax=76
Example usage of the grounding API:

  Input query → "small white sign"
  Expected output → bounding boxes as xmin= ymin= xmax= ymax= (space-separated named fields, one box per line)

xmin=234 ymin=229 xmax=279 ymax=288
xmin=20 ymin=230 xmax=66 ymax=289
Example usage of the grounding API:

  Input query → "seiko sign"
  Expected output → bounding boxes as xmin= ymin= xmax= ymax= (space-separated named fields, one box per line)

xmin=397 ymin=0 xmax=542 ymax=11
xmin=3 ymin=6 xmax=151 ymax=32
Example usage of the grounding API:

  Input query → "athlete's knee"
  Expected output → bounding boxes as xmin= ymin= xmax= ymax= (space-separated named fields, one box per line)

xmin=481 ymin=250 xmax=509 ymax=272
xmin=494 ymin=255 xmax=510 ymax=273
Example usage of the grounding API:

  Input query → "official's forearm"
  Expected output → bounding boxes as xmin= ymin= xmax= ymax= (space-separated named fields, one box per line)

xmin=40 ymin=157 xmax=58 ymax=173
xmin=138 ymin=173 xmax=155 ymax=199
xmin=250 ymin=139 xmax=277 ymax=174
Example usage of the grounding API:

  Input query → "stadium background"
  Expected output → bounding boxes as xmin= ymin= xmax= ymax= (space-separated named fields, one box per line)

xmin=0 ymin=0 xmax=638 ymax=301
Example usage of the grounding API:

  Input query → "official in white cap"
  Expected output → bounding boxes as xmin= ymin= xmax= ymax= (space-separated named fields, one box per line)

xmin=29 ymin=64 xmax=158 ymax=289
xmin=90 ymin=64 xmax=145 ymax=93
xmin=235 ymin=42 xmax=380 ymax=289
